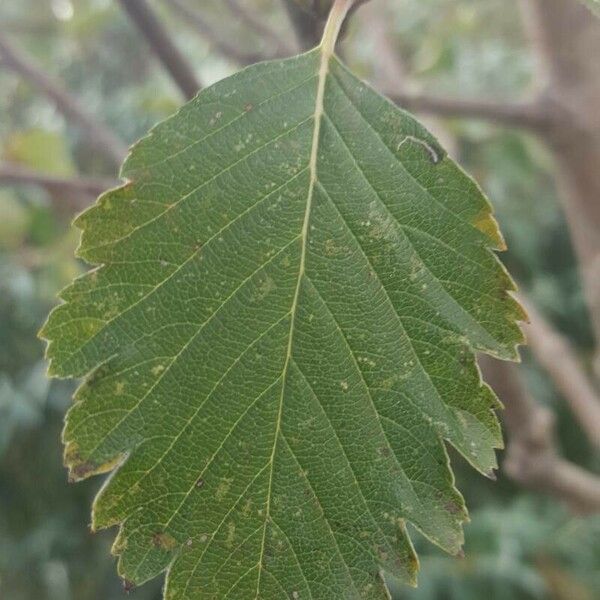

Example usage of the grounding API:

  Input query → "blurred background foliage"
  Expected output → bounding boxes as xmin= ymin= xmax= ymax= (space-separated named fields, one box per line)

xmin=0 ymin=0 xmax=599 ymax=599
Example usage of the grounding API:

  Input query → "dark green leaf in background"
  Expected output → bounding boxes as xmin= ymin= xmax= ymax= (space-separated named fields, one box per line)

xmin=41 ymin=1 xmax=524 ymax=597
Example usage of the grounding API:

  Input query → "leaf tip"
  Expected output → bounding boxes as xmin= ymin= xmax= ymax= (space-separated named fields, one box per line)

xmin=485 ymin=468 xmax=498 ymax=481
xmin=472 ymin=208 xmax=507 ymax=251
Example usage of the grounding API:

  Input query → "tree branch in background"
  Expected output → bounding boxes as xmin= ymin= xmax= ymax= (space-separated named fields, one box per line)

xmin=0 ymin=163 xmax=117 ymax=197
xmin=280 ymin=0 xmax=373 ymax=52
xmin=118 ymin=0 xmax=201 ymax=100
xmin=223 ymin=0 xmax=295 ymax=56
xmin=520 ymin=296 xmax=600 ymax=448
xmin=356 ymin=2 xmax=600 ymax=507
xmin=280 ymin=0 xmax=322 ymax=49
xmin=0 ymin=163 xmax=117 ymax=211
xmin=481 ymin=357 xmax=600 ymax=514
xmin=0 ymin=33 xmax=127 ymax=169
xmin=163 ymin=0 xmax=271 ymax=65
xmin=519 ymin=0 xmax=600 ymax=379
xmin=356 ymin=2 xmax=553 ymax=133
xmin=389 ymin=91 xmax=553 ymax=131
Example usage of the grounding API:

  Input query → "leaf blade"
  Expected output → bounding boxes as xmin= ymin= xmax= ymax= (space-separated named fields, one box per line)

xmin=42 ymin=34 xmax=523 ymax=600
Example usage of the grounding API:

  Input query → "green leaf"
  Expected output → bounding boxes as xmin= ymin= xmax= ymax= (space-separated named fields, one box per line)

xmin=42 ymin=2 xmax=523 ymax=598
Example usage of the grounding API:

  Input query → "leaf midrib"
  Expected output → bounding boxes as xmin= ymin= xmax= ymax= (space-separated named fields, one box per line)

xmin=254 ymin=32 xmax=334 ymax=597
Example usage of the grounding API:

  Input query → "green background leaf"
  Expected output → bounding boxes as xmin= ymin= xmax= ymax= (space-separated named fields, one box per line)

xmin=42 ymin=34 xmax=523 ymax=599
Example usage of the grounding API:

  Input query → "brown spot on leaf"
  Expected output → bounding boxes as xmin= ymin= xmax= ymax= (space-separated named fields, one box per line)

xmin=444 ymin=500 xmax=463 ymax=516
xmin=122 ymin=579 xmax=136 ymax=594
xmin=152 ymin=532 xmax=177 ymax=551
xmin=69 ymin=461 xmax=96 ymax=482
xmin=377 ymin=546 xmax=389 ymax=561
xmin=472 ymin=209 xmax=506 ymax=250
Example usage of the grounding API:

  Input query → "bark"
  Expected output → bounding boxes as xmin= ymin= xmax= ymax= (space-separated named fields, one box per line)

xmin=118 ymin=0 xmax=201 ymax=100
xmin=281 ymin=0 xmax=323 ymax=49
xmin=0 ymin=33 xmax=126 ymax=169
xmin=0 ymin=163 xmax=116 ymax=198
xmin=521 ymin=297 xmax=600 ymax=448
xmin=521 ymin=0 xmax=600 ymax=377
xmin=481 ymin=357 xmax=600 ymax=514
xmin=388 ymin=92 xmax=550 ymax=131
xmin=0 ymin=163 xmax=116 ymax=214
xmin=223 ymin=0 xmax=295 ymax=56
xmin=164 ymin=0 xmax=273 ymax=65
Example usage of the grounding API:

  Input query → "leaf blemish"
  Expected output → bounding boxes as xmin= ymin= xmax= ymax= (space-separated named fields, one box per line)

xmin=68 ymin=461 xmax=96 ymax=482
xmin=398 ymin=135 xmax=443 ymax=164
xmin=152 ymin=532 xmax=177 ymax=551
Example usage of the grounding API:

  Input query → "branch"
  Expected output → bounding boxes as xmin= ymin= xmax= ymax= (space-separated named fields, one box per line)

xmin=0 ymin=162 xmax=117 ymax=203
xmin=481 ymin=357 xmax=600 ymax=514
xmin=281 ymin=0 xmax=370 ymax=50
xmin=118 ymin=0 xmax=201 ymax=100
xmin=223 ymin=0 xmax=295 ymax=56
xmin=0 ymin=33 xmax=127 ymax=169
xmin=281 ymin=0 xmax=322 ymax=50
xmin=521 ymin=296 xmax=600 ymax=447
xmin=388 ymin=91 xmax=553 ymax=131
xmin=163 ymin=0 xmax=270 ymax=65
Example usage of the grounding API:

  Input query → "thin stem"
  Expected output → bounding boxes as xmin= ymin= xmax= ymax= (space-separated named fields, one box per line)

xmin=0 ymin=163 xmax=116 ymax=195
xmin=118 ymin=0 xmax=201 ymax=100
xmin=320 ymin=0 xmax=355 ymax=55
xmin=388 ymin=91 xmax=553 ymax=131
xmin=0 ymin=32 xmax=126 ymax=168
xmin=164 ymin=0 xmax=269 ymax=65
xmin=281 ymin=0 xmax=322 ymax=49
xmin=223 ymin=0 xmax=295 ymax=56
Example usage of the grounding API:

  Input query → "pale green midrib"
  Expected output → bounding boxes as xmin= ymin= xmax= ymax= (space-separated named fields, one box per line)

xmin=132 ymin=376 xmax=286 ymax=584
xmin=254 ymin=28 xmax=335 ymax=598
xmin=177 ymin=465 xmax=270 ymax=597
xmin=268 ymin=519 xmax=314 ymax=599
xmin=80 ymin=114 xmax=313 ymax=259
xmin=79 ymin=240 xmax=300 ymax=469
xmin=280 ymin=433 xmax=362 ymax=597
xmin=53 ymin=160 xmax=310 ymax=376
